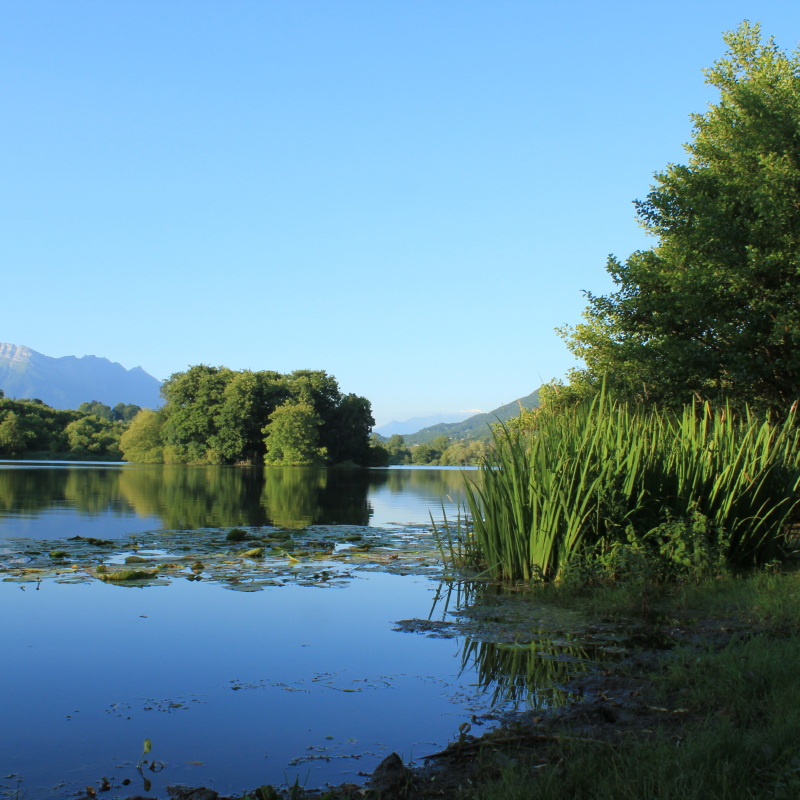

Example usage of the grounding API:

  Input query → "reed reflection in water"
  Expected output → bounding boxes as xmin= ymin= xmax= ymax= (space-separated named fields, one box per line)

xmin=427 ymin=580 xmax=590 ymax=711
xmin=461 ymin=637 xmax=589 ymax=709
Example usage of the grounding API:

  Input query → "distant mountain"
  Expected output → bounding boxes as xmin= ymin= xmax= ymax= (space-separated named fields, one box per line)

xmin=403 ymin=390 xmax=540 ymax=445
xmin=0 ymin=343 xmax=163 ymax=410
xmin=374 ymin=411 xmax=478 ymax=437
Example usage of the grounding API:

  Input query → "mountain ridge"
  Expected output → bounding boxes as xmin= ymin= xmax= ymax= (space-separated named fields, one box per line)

xmin=403 ymin=389 xmax=540 ymax=445
xmin=374 ymin=411 xmax=477 ymax=437
xmin=0 ymin=342 xmax=163 ymax=410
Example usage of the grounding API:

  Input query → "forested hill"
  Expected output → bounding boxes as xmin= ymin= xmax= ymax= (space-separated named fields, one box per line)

xmin=0 ymin=343 xmax=162 ymax=410
xmin=404 ymin=389 xmax=540 ymax=445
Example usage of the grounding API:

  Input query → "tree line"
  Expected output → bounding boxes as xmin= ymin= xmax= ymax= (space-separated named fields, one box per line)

xmin=120 ymin=365 xmax=377 ymax=466
xmin=0 ymin=391 xmax=141 ymax=459
xmin=368 ymin=433 xmax=490 ymax=466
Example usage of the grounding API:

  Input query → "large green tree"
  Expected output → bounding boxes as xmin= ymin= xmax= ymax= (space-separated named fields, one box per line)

xmin=119 ymin=409 xmax=164 ymax=463
xmin=263 ymin=401 xmax=327 ymax=466
xmin=210 ymin=370 xmax=285 ymax=463
xmin=324 ymin=393 xmax=375 ymax=464
xmin=65 ymin=416 xmax=123 ymax=457
xmin=157 ymin=365 xmax=374 ymax=465
xmin=384 ymin=434 xmax=412 ymax=465
xmin=559 ymin=22 xmax=800 ymax=414
xmin=160 ymin=365 xmax=235 ymax=463
xmin=0 ymin=412 xmax=25 ymax=456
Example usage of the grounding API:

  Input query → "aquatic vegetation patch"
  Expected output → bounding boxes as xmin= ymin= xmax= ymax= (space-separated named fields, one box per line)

xmin=225 ymin=527 xmax=249 ymax=542
xmin=0 ymin=523 xmax=445 ymax=590
xmin=124 ymin=555 xmax=151 ymax=564
xmin=101 ymin=569 xmax=159 ymax=582
xmin=464 ymin=393 xmax=800 ymax=583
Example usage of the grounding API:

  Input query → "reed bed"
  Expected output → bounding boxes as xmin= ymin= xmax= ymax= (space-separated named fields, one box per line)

xmin=460 ymin=393 xmax=800 ymax=582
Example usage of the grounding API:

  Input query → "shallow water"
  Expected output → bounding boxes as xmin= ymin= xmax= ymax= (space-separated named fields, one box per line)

xmin=0 ymin=464 xmax=596 ymax=797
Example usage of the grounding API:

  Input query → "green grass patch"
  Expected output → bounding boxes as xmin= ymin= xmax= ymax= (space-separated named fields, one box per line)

xmin=474 ymin=631 xmax=800 ymax=800
xmin=487 ymin=569 xmax=800 ymax=628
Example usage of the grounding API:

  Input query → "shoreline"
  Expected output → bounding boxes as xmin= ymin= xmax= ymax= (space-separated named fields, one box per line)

xmin=60 ymin=578 xmax=800 ymax=799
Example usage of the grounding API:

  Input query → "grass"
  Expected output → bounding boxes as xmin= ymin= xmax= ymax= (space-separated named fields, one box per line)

xmin=472 ymin=629 xmax=800 ymax=800
xmin=461 ymin=393 xmax=800 ymax=583
xmin=448 ymin=571 xmax=800 ymax=800
xmin=500 ymin=567 xmax=800 ymax=628
xmin=431 ymin=502 xmax=480 ymax=574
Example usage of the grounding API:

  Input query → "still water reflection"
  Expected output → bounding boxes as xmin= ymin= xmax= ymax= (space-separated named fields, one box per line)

xmin=0 ymin=464 xmax=595 ymax=798
xmin=0 ymin=464 xmax=475 ymax=539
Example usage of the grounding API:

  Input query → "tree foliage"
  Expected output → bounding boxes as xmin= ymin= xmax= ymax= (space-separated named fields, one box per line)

xmin=0 ymin=412 xmax=25 ymax=457
xmin=119 ymin=409 xmax=164 ymax=463
xmin=264 ymin=401 xmax=327 ymax=466
xmin=370 ymin=432 xmax=490 ymax=466
xmin=559 ymin=22 xmax=800 ymax=414
xmin=133 ymin=365 xmax=374 ymax=465
xmin=65 ymin=416 xmax=123 ymax=458
xmin=0 ymin=396 xmax=130 ymax=459
xmin=383 ymin=434 xmax=412 ymax=465
xmin=78 ymin=401 xmax=142 ymax=423
xmin=368 ymin=434 xmax=391 ymax=467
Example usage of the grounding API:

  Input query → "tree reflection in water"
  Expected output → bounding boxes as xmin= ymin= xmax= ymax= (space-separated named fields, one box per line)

xmin=0 ymin=465 xmax=389 ymax=531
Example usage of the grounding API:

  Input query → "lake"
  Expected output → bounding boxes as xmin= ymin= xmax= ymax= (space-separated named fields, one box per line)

xmin=0 ymin=463 xmax=590 ymax=797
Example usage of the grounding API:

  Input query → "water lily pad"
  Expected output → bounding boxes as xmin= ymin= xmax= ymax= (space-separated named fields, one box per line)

xmin=0 ymin=522 xmax=446 ymax=592
xmin=101 ymin=569 xmax=158 ymax=582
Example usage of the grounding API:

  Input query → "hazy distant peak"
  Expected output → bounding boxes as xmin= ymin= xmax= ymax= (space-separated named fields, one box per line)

xmin=373 ymin=411 xmax=475 ymax=437
xmin=402 ymin=389 xmax=540 ymax=445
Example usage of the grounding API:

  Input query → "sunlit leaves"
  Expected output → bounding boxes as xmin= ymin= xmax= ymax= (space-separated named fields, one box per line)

xmin=559 ymin=21 xmax=800 ymax=414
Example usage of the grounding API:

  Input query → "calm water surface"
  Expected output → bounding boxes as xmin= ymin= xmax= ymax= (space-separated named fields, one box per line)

xmin=0 ymin=463 xmax=474 ymax=539
xmin=1 ymin=464 xmax=531 ymax=797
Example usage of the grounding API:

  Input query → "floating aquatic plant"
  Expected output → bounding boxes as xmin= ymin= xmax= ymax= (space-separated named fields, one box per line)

xmin=125 ymin=555 xmax=151 ymax=564
xmin=101 ymin=569 xmax=158 ymax=582
xmin=2 ymin=524 xmax=444 ymax=591
xmin=136 ymin=738 xmax=151 ymax=770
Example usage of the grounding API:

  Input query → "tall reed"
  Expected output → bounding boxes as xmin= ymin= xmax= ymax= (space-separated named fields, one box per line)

xmin=462 ymin=392 xmax=800 ymax=582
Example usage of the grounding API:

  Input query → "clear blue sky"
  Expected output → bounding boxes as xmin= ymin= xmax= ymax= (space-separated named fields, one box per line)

xmin=3 ymin=1 xmax=800 ymax=426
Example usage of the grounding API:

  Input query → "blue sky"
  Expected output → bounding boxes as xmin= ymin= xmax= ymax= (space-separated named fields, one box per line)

xmin=3 ymin=1 xmax=800 ymax=426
